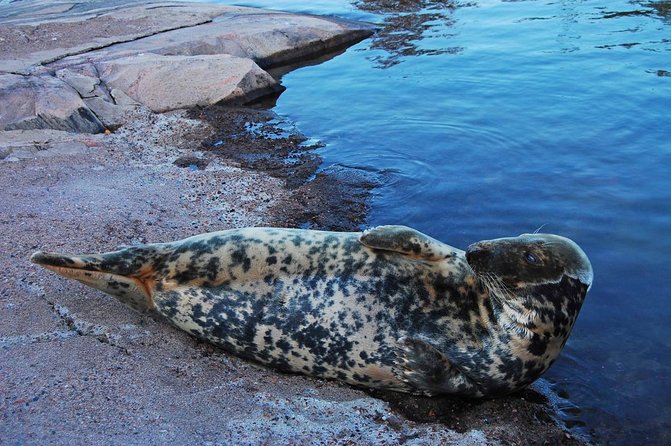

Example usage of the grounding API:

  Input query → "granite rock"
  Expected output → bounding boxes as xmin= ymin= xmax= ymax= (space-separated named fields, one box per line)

xmin=94 ymin=53 xmax=281 ymax=112
xmin=0 ymin=1 xmax=232 ymax=73
xmin=53 ymin=8 xmax=376 ymax=69
xmin=0 ymin=73 xmax=104 ymax=132
xmin=0 ymin=1 xmax=373 ymax=132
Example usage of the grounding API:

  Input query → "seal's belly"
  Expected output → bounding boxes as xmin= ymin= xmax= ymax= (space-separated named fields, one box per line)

xmin=151 ymin=229 xmax=443 ymax=389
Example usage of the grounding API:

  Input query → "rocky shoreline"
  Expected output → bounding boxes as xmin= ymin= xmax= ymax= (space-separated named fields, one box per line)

xmin=1 ymin=1 xmax=589 ymax=444
xmin=0 ymin=0 xmax=373 ymax=131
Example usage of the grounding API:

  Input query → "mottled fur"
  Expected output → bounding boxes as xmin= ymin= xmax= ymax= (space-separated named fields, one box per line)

xmin=31 ymin=225 xmax=592 ymax=397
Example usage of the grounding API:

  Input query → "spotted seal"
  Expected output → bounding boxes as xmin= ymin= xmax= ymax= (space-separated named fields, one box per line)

xmin=30 ymin=225 xmax=592 ymax=397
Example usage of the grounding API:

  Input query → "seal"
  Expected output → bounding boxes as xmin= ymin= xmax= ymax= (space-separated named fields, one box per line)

xmin=30 ymin=225 xmax=592 ymax=397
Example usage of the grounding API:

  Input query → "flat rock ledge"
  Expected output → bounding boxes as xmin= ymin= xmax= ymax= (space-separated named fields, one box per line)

xmin=0 ymin=0 xmax=373 ymax=132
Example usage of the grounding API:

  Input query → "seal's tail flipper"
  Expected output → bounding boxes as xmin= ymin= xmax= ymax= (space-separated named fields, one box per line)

xmin=30 ymin=247 xmax=164 ymax=312
xmin=31 ymin=251 xmax=103 ymax=271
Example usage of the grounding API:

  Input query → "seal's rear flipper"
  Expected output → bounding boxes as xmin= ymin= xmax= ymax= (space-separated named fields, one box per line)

xmin=396 ymin=337 xmax=482 ymax=397
xmin=359 ymin=225 xmax=460 ymax=261
xmin=30 ymin=249 xmax=158 ymax=312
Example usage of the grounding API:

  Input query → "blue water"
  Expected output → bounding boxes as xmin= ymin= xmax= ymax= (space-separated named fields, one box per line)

xmin=220 ymin=0 xmax=671 ymax=444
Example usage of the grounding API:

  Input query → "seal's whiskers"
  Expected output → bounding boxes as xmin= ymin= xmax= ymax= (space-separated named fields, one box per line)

xmin=478 ymin=272 xmax=540 ymax=334
xmin=532 ymin=224 xmax=548 ymax=234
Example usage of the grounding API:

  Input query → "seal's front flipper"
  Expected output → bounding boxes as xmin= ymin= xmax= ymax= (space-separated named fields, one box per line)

xmin=359 ymin=225 xmax=460 ymax=261
xmin=395 ymin=337 xmax=482 ymax=397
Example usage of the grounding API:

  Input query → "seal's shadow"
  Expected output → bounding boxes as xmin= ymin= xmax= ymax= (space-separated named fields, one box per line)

xmin=367 ymin=387 xmax=551 ymax=433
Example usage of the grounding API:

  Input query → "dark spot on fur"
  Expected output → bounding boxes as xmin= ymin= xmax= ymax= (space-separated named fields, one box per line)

xmin=276 ymin=338 xmax=292 ymax=353
xmin=204 ymin=257 xmax=220 ymax=282
xmin=192 ymin=303 xmax=205 ymax=320
xmin=231 ymin=247 xmax=251 ymax=273
xmin=527 ymin=334 xmax=547 ymax=356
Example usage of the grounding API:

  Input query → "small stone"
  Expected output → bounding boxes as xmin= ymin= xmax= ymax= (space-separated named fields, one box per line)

xmin=173 ymin=156 xmax=210 ymax=170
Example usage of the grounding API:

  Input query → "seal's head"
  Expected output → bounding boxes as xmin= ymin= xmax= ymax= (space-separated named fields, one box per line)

xmin=465 ymin=233 xmax=593 ymax=339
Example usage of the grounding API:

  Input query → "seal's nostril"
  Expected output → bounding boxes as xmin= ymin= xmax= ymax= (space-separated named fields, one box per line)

xmin=466 ymin=244 xmax=487 ymax=264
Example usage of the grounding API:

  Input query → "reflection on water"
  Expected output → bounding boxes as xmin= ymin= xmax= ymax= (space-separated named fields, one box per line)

xmin=222 ymin=0 xmax=670 ymax=444
xmin=649 ymin=0 xmax=671 ymax=20
xmin=354 ymin=0 xmax=465 ymax=67
xmin=616 ymin=1 xmax=671 ymax=21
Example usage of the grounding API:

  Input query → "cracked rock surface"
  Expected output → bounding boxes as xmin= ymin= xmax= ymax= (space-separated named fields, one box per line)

xmin=0 ymin=73 xmax=105 ymax=132
xmin=0 ymin=0 xmax=373 ymax=131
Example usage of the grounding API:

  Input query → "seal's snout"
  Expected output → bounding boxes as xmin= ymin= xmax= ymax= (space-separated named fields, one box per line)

xmin=465 ymin=243 xmax=492 ymax=271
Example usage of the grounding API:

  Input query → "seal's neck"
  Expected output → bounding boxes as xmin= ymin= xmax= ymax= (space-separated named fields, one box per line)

xmin=487 ymin=274 xmax=588 ymax=340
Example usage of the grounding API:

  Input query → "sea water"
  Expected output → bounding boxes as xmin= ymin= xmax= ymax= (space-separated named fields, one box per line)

xmin=219 ymin=1 xmax=671 ymax=443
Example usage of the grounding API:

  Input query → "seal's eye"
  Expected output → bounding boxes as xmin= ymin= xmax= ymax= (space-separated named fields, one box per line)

xmin=524 ymin=252 xmax=543 ymax=266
